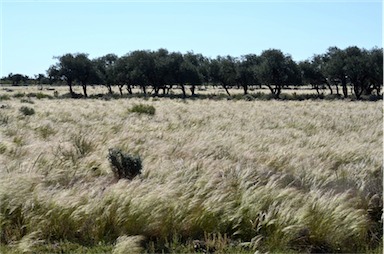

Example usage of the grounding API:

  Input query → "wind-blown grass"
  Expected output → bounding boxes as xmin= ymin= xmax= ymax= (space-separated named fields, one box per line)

xmin=0 ymin=96 xmax=382 ymax=253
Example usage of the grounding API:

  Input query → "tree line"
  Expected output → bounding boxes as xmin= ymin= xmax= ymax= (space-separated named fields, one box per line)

xmin=2 ymin=46 xmax=382 ymax=99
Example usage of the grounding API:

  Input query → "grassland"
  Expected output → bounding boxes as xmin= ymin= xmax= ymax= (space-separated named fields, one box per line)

xmin=0 ymin=86 xmax=382 ymax=253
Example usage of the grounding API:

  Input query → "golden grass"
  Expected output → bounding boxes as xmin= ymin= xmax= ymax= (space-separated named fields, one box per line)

xmin=0 ymin=92 xmax=382 ymax=253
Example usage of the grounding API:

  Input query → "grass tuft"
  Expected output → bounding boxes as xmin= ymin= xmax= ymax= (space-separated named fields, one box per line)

xmin=19 ymin=106 xmax=35 ymax=116
xmin=128 ymin=104 xmax=156 ymax=115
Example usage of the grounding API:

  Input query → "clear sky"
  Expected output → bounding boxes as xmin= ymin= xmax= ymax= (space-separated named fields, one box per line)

xmin=1 ymin=0 xmax=382 ymax=77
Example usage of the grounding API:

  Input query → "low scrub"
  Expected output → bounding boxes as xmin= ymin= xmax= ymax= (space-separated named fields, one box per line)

xmin=129 ymin=104 xmax=156 ymax=115
xmin=108 ymin=148 xmax=142 ymax=180
xmin=0 ymin=95 xmax=10 ymax=101
xmin=19 ymin=106 xmax=35 ymax=116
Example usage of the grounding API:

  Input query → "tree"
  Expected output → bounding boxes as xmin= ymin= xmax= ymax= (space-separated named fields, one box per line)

xmin=72 ymin=53 xmax=96 ymax=98
xmin=323 ymin=47 xmax=348 ymax=98
xmin=343 ymin=46 xmax=370 ymax=99
xmin=125 ymin=50 xmax=155 ymax=95
xmin=209 ymin=56 xmax=238 ymax=96
xmin=299 ymin=56 xmax=329 ymax=95
xmin=114 ymin=55 xmax=133 ymax=95
xmin=257 ymin=49 xmax=300 ymax=98
xmin=47 ymin=66 xmax=60 ymax=86
xmin=166 ymin=52 xmax=203 ymax=98
xmin=8 ymin=73 xmax=28 ymax=86
xmin=237 ymin=54 xmax=260 ymax=95
xmin=51 ymin=53 xmax=96 ymax=97
xmin=165 ymin=52 xmax=185 ymax=96
xmin=367 ymin=47 xmax=383 ymax=96
xmin=93 ymin=54 xmax=118 ymax=94
xmin=183 ymin=52 xmax=205 ymax=96
xmin=152 ymin=48 xmax=171 ymax=95
xmin=51 ymin=54 xmax=77 ymax=96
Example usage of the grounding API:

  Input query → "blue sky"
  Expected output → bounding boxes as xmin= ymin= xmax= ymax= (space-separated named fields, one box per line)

xmin=1 ymin=0 xmax=382 ymax=77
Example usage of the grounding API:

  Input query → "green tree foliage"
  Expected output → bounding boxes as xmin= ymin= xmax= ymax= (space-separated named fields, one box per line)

xmin=93 ymin=54 xmax=118 ymax=94
xmin=126 ymin=50 xmax=156 ymax=95
xmin=183 ymin=52 xmax=206 ymax=96
xmin=237 ymin=54 xmax=260 ymax=95
xmin=72 ymin=53 xmax=96 ymax=97
xmin=49 ymin=53 xmax=96 ymax=97
xmin=209 ymin=56 xmax=238 ymax=96
xmin=257 ymin=49 xmax=301 ymax=98
xmin=299 ymin=55 xmax=328 ymax=95
xmin=8 ymin=73 xmax=29 ymax=86
xmin=50 ymin=54 xmax=77 ymax=96
xmin=367 ymin=47 xmax=383 ymax=96
xmin=323 ymin=47 xmax=349 ymax=98
xmin=343 ymin=46 xmax=370 ymax=99
xmin=42 ymin=46 xmax=382 ymax=99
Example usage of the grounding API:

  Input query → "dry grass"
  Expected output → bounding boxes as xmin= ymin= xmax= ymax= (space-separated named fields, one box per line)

xmin=0 ymin=90 xmax=382 ymax=253
xmin=1 ymin=83 xmax=330 ymax=97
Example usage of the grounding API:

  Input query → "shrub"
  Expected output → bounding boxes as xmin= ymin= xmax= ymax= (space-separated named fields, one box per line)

xmin=13 ymin=92 xmax=26 ymax=98
xmin=129 ymin=104 xmax=156 ymax=115
xmin=0 ymin=95 xmax=10 ymax=101
xmin=108 ymin=148 xmax=142 ymax=180
xmin=19 ymin=106 xmax=35 ymax=116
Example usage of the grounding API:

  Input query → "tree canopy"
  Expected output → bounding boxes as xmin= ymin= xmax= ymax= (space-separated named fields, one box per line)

xmin=4 ymin=46 xmax=380 ymax=99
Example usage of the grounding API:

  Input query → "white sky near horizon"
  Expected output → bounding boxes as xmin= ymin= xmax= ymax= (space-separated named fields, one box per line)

xmin=0 ymin=0 xmax=382 ymax=77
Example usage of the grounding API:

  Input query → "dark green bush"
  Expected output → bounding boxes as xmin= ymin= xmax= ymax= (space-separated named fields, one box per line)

xmin=129 ymin=104 xmax=156 ymax=115
xmin=19 ymin=106 xmax=35 ymax=116
xmin=108 ymin=148 xmax=142 ymax=180
xmin=13 ymin=92 xmax=25 ymax=98
xmin=0 ymin=95 xmax=10 ymax=101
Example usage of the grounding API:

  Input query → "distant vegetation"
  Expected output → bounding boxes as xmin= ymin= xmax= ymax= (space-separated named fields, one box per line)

xmin=1 ymin=46 xmax=382 ymax=100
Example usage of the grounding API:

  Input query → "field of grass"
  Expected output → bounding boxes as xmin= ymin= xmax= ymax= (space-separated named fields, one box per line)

xmin=0 ymin=86 xmax=382 ymax=253
xmin=0 ymin=83 xmax=334 ymax=97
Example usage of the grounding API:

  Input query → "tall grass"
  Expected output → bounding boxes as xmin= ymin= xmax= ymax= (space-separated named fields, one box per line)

xmin=0 ymin=96 xmax=382 ymax=253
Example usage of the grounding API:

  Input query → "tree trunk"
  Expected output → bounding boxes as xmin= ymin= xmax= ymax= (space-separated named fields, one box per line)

xmin=82 ymin=83 xmax=88 ymax=98
xmin=68 ymin=82 xmax=74 ymax=96
xmin=325 ymin=81 xmax=333 ymax=95
xmin=222 ymin=83 xmax=231 ymax=96
xmin=335 ymin=83 xmax=340 ymax=96
xmin=353 ymin=82 xmax=363 ymax=99
xmin=142 ymin=85 xmax=146 ymax=94
xmin=126 ymin=84 xmax=132 ymax=94
xmin=180 ymin=84 xmax=186 ymax=98
xmin=190 ymin=84 xmax=196 ymax=96
xmin=242 ymin=84 xmax=248 ymax=95
xmin=341 ymin=78 xmax=348 ymax=98
xmin=275 ymin=86 xmax=281 ymax=98
xmin=154 ymin=87 xmax=159 ymax=95
xmin=266 ymin=84 xmax=275 ymax=95
xmin=314 ymin=85 xmax=320 ymax=95
xmin=118 ymin=85 xmax=123 ymax=95
xmin=107 ymin=85 xmax=113 ymax=94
